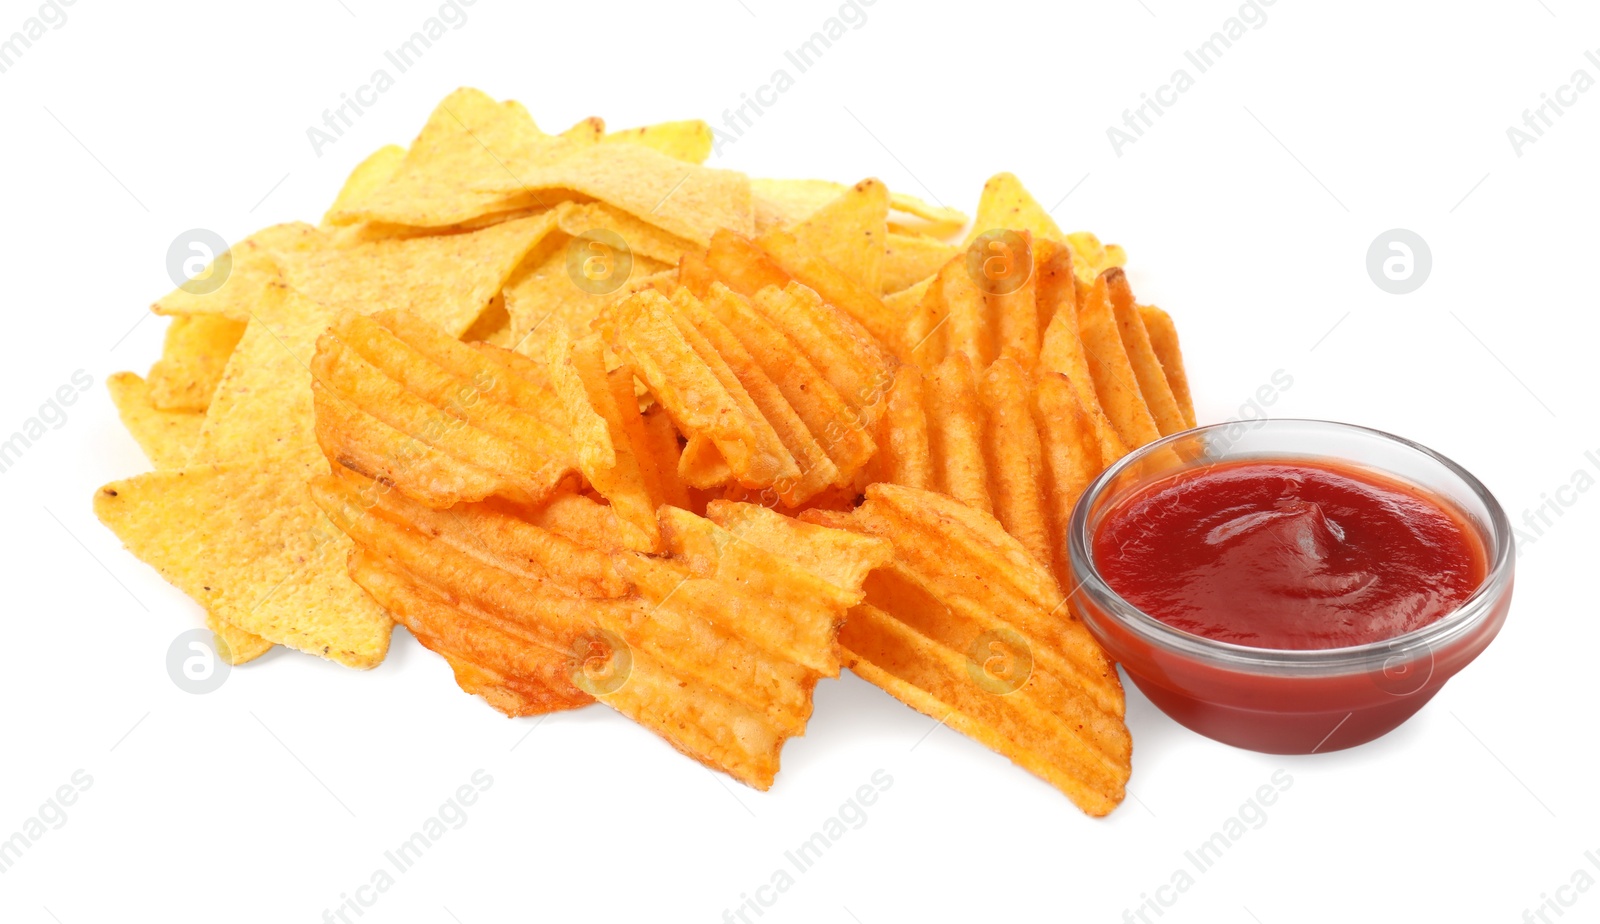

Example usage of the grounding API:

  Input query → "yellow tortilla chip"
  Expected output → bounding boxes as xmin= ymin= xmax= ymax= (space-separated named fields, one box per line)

xmin=1066 ymin=231 xmax=1127 ymax=283
xmin=883 ymin=233 xmax=957 ymax=295
xmin=107 ymin=372 xmax=278 ymax=663
xmin=963 ymin=172 xmax=1065 ymax=247
xmin=888 ymin=192 xmax=967 ymax=240
xmin=280 ymin=211 xmax=564 ymax=337
xmin=752 ymin=178 xmax=967 ymax=242
xmin=561 ymin=116 xmax=606 ymax=143
xmin=107 ymin=372 xmax=204 ymax=470
xmin=322 ymin=144 xmax=407 ymax=226
xmin=750 ymin=178 xmax=849 ymax=232
xmin=885 ymin=274 xmax=935 ymax=324
xmin=557 ymin=201 xmax=696 ymax=266
xmin=788 ymin=178 xmax=889 ymax=296
xmin=326 ymin=88 xmax=570 ymax=228
xmin=207 ymin=610 xmax=274 ymax=665
xmin=94 ymin=464 xmax=390 ymax=668
xmin=146 ymin=315 xmax=248 ymax=412
xmin=603 ymin=119 xmax=714 ymax=164
xmin=190 ymin=284 xmax=329 ymax=466
xmin=152 ymin=223 xmax=320 ymax=322
xmin=478 ymin=142 xmax=753 ymax=246
xmin=462 ymin=292 xmax=512 ymax=346
xmin=130 ymin=295 xmax=359 ymax=673
xmin=503 ymin=233 xmax=670 ymax=359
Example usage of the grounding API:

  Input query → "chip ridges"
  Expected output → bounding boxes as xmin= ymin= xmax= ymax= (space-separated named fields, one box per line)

xmin=311 ymin=309 xmax=582 ymax=510
xmin=312 ymin=467 xmax=887 ymax=789
xmin=601 ymin=281 xmax=893 ymax=507
xmin=804 ymin=484 xmax=1131 ymax=816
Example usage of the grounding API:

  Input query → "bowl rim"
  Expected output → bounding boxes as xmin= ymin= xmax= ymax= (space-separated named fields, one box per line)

xmin=1066 ymin=418 xmax=1515 ymax=676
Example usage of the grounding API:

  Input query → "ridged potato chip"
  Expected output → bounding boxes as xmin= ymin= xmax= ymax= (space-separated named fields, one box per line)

xmin=803 ymin=484 xmax=1131 ymax=816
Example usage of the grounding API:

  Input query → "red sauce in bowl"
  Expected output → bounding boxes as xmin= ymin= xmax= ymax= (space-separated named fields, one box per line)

xmin=1093 ymin=459 xmax=1487 ymax=650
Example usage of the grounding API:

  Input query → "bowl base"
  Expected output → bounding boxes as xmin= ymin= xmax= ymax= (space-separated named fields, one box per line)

xmin=1129 ymin=673 xmax=1441 ymax=754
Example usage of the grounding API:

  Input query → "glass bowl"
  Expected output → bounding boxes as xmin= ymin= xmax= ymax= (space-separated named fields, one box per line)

xmin=1066 ymin=419 xmax=1514 ymax=754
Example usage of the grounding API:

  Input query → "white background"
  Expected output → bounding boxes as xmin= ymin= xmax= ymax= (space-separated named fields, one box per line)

xmin=2 ymin=1 xmax=1596 ymax=921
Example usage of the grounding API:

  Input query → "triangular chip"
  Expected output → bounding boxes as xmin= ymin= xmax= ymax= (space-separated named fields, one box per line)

xmin=94 ymin=464 xmax=390 ymax=668
xmin=107 ymin=372 xmax=204 ymax=470
xmin=557 ymin=201 xmax=697 ymax=266
xmin=325 ymin=88 xmax=571 ymax=229
xmin=207 ymin=610 xmax=274 ymax=666
xmin=963 ymin=172 xmax=1065 ymax=246
xmin=478 ymin=142 xmax=753 ymax=245
xmin=190 ymin=284 xmax=328 ymax=466
xmin=146 ymin=315 xmax=248 ymax=412
xmin=280 ymin=211 xmax=564 ymax=337
xmin=883 ymin=233 xmax=957 ymax=296
xmin=603 ymin=120 xmax=714 ymax=164
xmin=322 ymin=144 xmax=407 ymax=227
xmin=786 ymin=178 xmax=890 ymax=295
xmin=152 ymin=223 xmax=319 ymax=322
xmin=502 ymin=232 xmax=671 ymax=360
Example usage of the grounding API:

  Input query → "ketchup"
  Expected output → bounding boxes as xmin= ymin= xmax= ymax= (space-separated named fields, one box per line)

xmin=1093 ymin=459 xmax=1486 ymax=651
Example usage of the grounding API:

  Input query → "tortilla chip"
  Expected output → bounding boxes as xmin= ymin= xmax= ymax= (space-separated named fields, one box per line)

xmin=207 ymin=610 xmax=274 ymax=665
xmin=322 ymin=145 xmax=408 ymax=227
xmin=325 ymin=88 xmax=570 ymax=229
xmin=557 ymin=201 xmax=696 ymax=266
xmin=280 ymin=211 xmax=564 ymax=338
xmin=146 ymin=315 xmax=248 ymax=412
xmin=504 ymin=233 xmax=670 ymax=359
xmin=788 ymin=178 xmax=889 ymax=296
xmin=479 ymin=142 xmax=753 ymax=245
xmin=883 ymin=233 xmax=957 ymax=295
xmin=604 ymin=120 xmax=714 ymax=164
xmin=1066 ymin=231 xmax=1127 ymax=283
xmin=153 ymin=223 xmax=320 ymax=322
xmin=190 ymin=284 xmax=329 ymax=466
xmin=888 ymin=192 xmax=967 ymax=240
xmin=94 ymin=464 xmax=390 ymax=668
xmin=107 ymin=372 xmax=204 ymax=469
xmin=963 ymin=172 xmax=1064 ymax=247
xmin=750 ymin=178 xmax=851 ymax=232
xmin=751 ymin=178 xmax=965 ymax=242
xmin=561 ymin=116 xmax=606 ymax=143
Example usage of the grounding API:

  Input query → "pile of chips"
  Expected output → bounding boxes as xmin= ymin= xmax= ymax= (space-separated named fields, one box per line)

xmin=97 ymin=88 xmax=1195 ymax=814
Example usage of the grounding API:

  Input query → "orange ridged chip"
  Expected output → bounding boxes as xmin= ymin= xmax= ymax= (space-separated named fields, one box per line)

xmin=607 ymin=287 xmax=797 ymax=490
xmin=1074 ymin=268 xmax=1163 ymax=451
xmin=1137 ymin=303 xmax=1196 ymax=428
xmin=757 ymin=226 xmax=910 ymax=361
xmin=803 ymin=484 xmax=1130 ymax=816
xmin=544 ymin=329 xmax=663 ymax=547
xmin=1107 ymin=271 xmax=1187 ymax=437
xmin=700 ymin=283 xmax=877 ymax=490
xmin=872 ymin=349 xmax=1099 ymax=584
xmin=311 ymin=309 xmax=579 ymax=509
xmin=604 ymin=281 xmax=892 ymax=504
xmin=313 ymin=462 xmax=886 ymax=788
